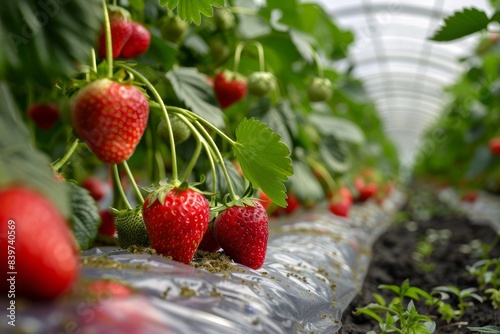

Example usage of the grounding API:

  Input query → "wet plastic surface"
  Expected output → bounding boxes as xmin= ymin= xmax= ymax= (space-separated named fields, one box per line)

xmin=4 ymin=192 xmax=406 ymax=334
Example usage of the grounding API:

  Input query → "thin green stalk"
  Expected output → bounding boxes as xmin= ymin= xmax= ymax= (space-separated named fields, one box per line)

xmin=306 ymin=157 xmax=337 ymax=193
xmin=52 ymin=139 xmax=79 ymax=171
xmin=194 ymin=120 xmax=239 ymax=201
xmin=90 ymin=48 xmax=97 ymax=73
xmin=102 ymin=0 xmax=113 ymax=78
xmin=312 ymin=50 xmax=324 ymax=78
xmin=167 ymin=106 xmax=235 ymax=145
xmin=233 ymin=41 xmax=266 ymax=72
xmin=118 ymin=64 xmax=179 ymax=183
xmin=230 ymin=6 xmax=258 ymax=15
xmin=174 ymin=113 xmax=218 ymax=197
xmin=182 ymin=139 xmax=202 ymax=181
xmin=122 ymin=161 xmax=144 ymax=204
xmin=112 ymin=164 xmax=132 ymax=210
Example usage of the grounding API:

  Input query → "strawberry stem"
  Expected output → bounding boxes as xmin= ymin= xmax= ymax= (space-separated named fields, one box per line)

xmin=312 ymin=50 xmax=324 ymax=78
xmin=118 ymin=64 xmax=179 ymax=184
xmin=166 ymin=106 xmax=236 ymax=146
xmin=233 ymin=41 xmax=266 ymax=72
xmin=173 ymin=112 xmax=218 ymax=197
xmin=122 ymin=161 xmax=144 ymax=204
xmin=112 ymin=164 xmax=132 ymax=210
xmin=90 ymin=48 xmax=97 ymax=73
xmin=193 ymin=120 xmax=239 ymax=201
xmin=102 ymin=0 xmax=113 ymax=78
xmin=52 ymin=138 xmax=79 ymax=171
xmin=182 ymin=139 xmax=202 ymax=182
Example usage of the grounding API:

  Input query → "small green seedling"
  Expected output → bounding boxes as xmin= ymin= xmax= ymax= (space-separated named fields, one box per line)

xmin=430 ymin=286 xmax=483 ymax=322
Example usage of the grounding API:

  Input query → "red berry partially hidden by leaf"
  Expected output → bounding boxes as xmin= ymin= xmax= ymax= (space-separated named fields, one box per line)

xmin=0 ymin=187 xmax=79 ymax=300
xmin=489 ymin=137 xmax=500 ymax=155
xmin=99 ymin=210 xmax=116 ymax=237
xmin=213 ymin=71 xmax=247 ymax=109
xmin=82 ymin=176 xmax=107 ymax=202
xmin=283 ymin=192 xmax=300 ymax=215
xmin=120 ymin=21 xmax=151 ymax=59
xmin=359 ymin=182 xmax=378 ymax=202
xmin=142 ymin=187 xmax=210 ymax=264
xmin=27 ymin=103 xmax=60 ymax=130
xmin=98 ymin=17 xmax=133 ymax=59
xmin=72 ymin=79 xmax=149 ymax=164
xmin=460 ymin=191 xmax=478 ymax=203
xmin=213 ymin=201 xmax=269 ymax=270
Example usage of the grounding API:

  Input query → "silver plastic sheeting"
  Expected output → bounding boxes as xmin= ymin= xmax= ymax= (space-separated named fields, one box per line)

xmin=4 ymin=191 xmax=405 ymax=334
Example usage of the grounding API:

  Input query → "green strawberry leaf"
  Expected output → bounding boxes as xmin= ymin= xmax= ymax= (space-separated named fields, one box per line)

xmin=166 ymin=67 xmax=225 ymax=129
xmin=232 ymin=118 xmax=293 ymax=207
xmin=160 ymin=0 xmax=224 ymax=25
xmin=430 ymin=8 xmax=490 ymax=41
xmin=68 ymin=183 xmax=101 ymax=251
xmin=309 ymin=113 xmax=365 ymax=144
xmin=320 ymin=137 xmax=351 ymax=173
xmin=0 ymin=82 xmax=70 ymax=217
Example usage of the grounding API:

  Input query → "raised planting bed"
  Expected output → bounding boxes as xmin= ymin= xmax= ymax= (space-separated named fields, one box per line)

xmin=3 ymin=192 xmax=405 ymax=334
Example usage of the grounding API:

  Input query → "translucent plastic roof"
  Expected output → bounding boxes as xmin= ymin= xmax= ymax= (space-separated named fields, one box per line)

xmin=312 ymin=0 xmax=493 ymax=165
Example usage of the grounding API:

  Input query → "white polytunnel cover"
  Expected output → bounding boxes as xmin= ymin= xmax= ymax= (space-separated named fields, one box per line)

xmin=312 ymin=0 xmax=493 ymax=167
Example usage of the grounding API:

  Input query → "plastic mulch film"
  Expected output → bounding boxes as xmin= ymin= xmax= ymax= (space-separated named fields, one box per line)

xmin=439 ymin=188 xmax=500 ymax=232
xmin=3 ymin=191 xmax=406 ymax=334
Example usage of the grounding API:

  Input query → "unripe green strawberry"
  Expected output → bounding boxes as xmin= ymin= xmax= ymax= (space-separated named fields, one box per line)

xmin=214 ymin=8 xmax=235 ymax=31
xmin=142 ymin=186 xmax=210 ymax=264
xmin=247 ymin=71 xmax=276 ymax=97
xmin=307 ymin=77 xmax=333 ymax=102
xmin=157 ymin=114 xmax=191 ymax=145
xmin=160 ymin=15 xmax=189 ymax=44
xmin=213 ymin=200 xmax=268 ymax=270
xmin=209 ymin=39 xmax=230 ymax=63
xmin=72 ymin=79 xmax=149 ymax=164
xmin=112 ymin=207 xmax=150 ymax=249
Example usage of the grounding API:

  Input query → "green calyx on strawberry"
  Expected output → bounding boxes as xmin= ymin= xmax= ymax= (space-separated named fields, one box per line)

xmin=489 ymin=137 xmax=500 ymax=155
xmin=160 ymin=15 xmax=189 ymax=44
xmin=212 ymin=199 xmax=269 ymax=270
xmin=72 ymin=78 xmax=149 ymax=164
xmin=247 ymin=71 xmax=276 ymax=97
xmin=98 ymin=11 xmax=151 ymax=60
xmin=112 ymin=206 xmax=150 ymax=249
xmin=213 ymin=70 xmax=247 ymax=109
xmin=214 ymin=8 xmax=235 ymax=31
xmin=157 ymin=114 xmax=191 ymax=145
xmin=27 ymin=102 xmax=60 ymax=130
xmin=0 ymin=186 xmax=79 ymax=300
xmin=307 ymin=77 xmax=333 ymax=102
xmin=142 ymin=181 xmax=210 ymax=264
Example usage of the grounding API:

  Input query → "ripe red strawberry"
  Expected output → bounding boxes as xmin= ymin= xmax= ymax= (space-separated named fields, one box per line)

xmin=329 ymin=198 xmax=351 ymax=217
xmin=0 ymin=187 xmax=79 ymax=299
xmin=86 ymin=279 xmax=132 ymax=298
xmin=82 ymin=176 xmax=107 ymax=202
xmin=142 ymin=187 xmax=210 ymax=264
xmin=359 ymin=183 xmax=377 ymax=202
xmin=27 ymin=102 xmax=60 ymax=130
xmin=120 ymin=21 xmax=151 ymax=59
xmin=213 ymin=201 xmax=268 ymax=270
xmin=489 ymin=137 xmax=500 ymax=155
xmin=98 ymin=17 xmax=133 ymax=59
xmin=197 ymin=222 xmax=220 ymax=253
xmin=213 ymin=71 xmax=247 ymax=109
xmin=283 ymin=192 xmax=300 ymax=215
xmin=99 ymin=210 xmax=116 ymax=237
xmin=460 ymin=190 xmax=478 ymax=203
xmin=72 ymin=79 xmax=149 ymax=164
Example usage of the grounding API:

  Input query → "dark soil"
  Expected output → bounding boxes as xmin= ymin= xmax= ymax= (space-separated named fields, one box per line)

xmin=340 ymin=188 xmax=500 ymax=333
